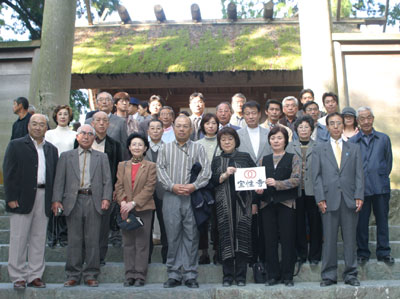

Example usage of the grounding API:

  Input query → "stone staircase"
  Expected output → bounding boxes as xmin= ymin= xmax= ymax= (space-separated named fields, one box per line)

xmin=1 ymin=196 xmax=400 ymax=298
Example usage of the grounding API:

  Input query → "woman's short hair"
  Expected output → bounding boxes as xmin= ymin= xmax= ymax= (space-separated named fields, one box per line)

xmin=52 ymin=105 xmax=73 ymax=125
xmin=217 ymin=127 xmax=240 ymax=150
xmin=294 ymin=115 xmax=315 ymax=134
xmin=200 ymin=113 xmax=219 ymax=135
xmin=126 ymin=133 xmax=149 ymax=157
xmin=268 ymin=126 xmax=289 ymax=149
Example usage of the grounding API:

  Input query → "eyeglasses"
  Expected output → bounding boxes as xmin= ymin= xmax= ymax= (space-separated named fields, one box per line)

xmin=97 ymin=97 xmax=112 ymax=103
xmin=79 ymin=131 xmax=95 ymax=137
xmin=328 ymin=121 xmax=343 ymax=127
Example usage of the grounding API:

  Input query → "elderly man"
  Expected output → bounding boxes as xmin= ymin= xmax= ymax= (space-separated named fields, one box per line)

xmin=90 ymin=112 xmax=123 ymax=265
xmin=349 ymin=107 xmax=394 ymax=265
xmin=261 ymin=99 xmax=294 ymax=141
xmin=52 ymin=124 xmax=112 ymax=287
xmin=11 ymin=96 xmax=32 ymax=140
xmin=86 ymin=92 xmax=128 ymax=154
xmin=279 ymin=96 xmax=299 ymax=133
xmin=216 ymin=102 xmax=240 ymax=130
xmin=313 ymin=112 xmax=364 ymax=287
xmin=189 ymin=92 xmax=206 ymax=141
xmin=159 ymin=106 xmax=176 ymax=143
xmin=318 ymin=92 xmax=339 ymax=125
xmin=303 ymin=101 xmax=330 ymax=143
xmin=4 ymin=114 xmax=58 ymax=289
xmin=158 ymin=115 xmax=211 ymax=288
xmin=230 ymin=93 xmax=247 ymax=127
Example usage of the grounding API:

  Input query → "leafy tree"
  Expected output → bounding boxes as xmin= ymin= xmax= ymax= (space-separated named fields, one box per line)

xmin=70 ymin=89 xmax=89 ymax=121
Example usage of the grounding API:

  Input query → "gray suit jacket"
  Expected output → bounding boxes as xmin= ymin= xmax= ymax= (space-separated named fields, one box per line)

xmin=52 ymin=148 xmax=113 ymax=216
xmin=312 ymin=140 xmax=364 ymax=212
xmin=87 ymin=114 xmax=128 ymax=150
xmin=237 ymin=126 xmax=272 ymax=166
xmin=286 ymin=139 xmax=317 ymax=197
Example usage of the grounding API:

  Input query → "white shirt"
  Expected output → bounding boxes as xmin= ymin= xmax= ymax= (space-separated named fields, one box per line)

xmin=247 ymin=126 xmax=260 ymax=158
xmin=45 ymin=125 xmax=77 ymax=156
xmin=31 ymin=137 xmax=46 ymax=184
xmin=330 ymin=137 xmax=343 ymax=151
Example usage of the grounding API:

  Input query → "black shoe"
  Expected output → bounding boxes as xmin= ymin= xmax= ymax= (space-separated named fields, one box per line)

xmin=357 ymin=256 xmax=369 ymax=266
xmin=265 ymin=278 xmax=279 ymax=286
xmin=185 ymin=279 xmax=199 ymax=288
xmin=222 ymin=280 xmax=232 ymax=287
xmin=163 ymin=278 xmax=181 ymax=288
xmin=320 ymin=279 xmax=337 ymax=287
xmin=309 ymin=259 xmax=320 ymax=265
xmin=134 ymin=279 xmax=145 ymax=287
xmin=237 ymin=280 xmax=246 ymax=287
xmin=123 ymin=278 xmax=135 ymax=287
xmin=199 ymin=254 xmax=210 ymax=265
xmin=59 ymin=240 xmax=68 ymax=247
xmin=47 ymin=240 xmax=57 ymax=249
xmin=297 ymin=257 xmax=307 ymax=264
xmin=284 ymin=280 xmax=294 ymax=287
xmin=378 ymin=255 xmax=395 ymax=266
xmin=100 ymin=259 xmax=106 ymax=266
xmin=345 ymin=278 xmax=360 ymax=286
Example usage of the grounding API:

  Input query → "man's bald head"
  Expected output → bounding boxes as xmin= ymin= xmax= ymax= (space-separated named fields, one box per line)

xmin=28 ymin=113 xmax=47 ymax=142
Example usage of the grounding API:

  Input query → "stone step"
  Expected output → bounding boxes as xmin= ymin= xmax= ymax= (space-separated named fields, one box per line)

xmin=0 ymin=280 xmax=400 ymax=299
xmin=0 ymin=259 xmax=398 ymax=284
xmin=0 ymin=230 xmax=8 ymax=244
xmin=1 ymin=240 xmax=400 ymax=263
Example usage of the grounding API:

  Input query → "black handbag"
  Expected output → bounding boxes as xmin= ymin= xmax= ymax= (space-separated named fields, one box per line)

xmin=116 ymin=210 xmax=144 ymax=231
xmin=109 ymin=202 xmax=120 ymax=231
xmin=252 ymin=262 xmax=268 ymax=283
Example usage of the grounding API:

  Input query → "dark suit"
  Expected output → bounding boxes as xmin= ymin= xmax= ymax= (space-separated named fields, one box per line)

xmin=312 ymin=139 xmax=364 ymax=282
xmin=52 ymin=148 xmax=112 ymax=282
xmin=3 ymin=135 xmax=58 ymax=283
xmin=349 ymin=129 xmax=393 ymax=259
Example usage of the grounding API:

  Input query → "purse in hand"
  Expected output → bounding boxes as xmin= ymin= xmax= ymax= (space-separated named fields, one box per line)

xmin=116 ymin=210 xmax=144 ymax=231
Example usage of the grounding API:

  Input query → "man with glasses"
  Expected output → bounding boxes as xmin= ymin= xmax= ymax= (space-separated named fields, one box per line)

xmin=279 ymin=96 xmax=299 ymax=133
xmin=86 ymin=92 xmax=128 ymax=156
xmin=4 ymin=114 xmax=58 ymax=289
xmin=303 ymin=101 xmax=330 ymax=143
xmin=349 ymin=107 xmax=394 ymax=266
xmin=52 ymin=124 xmax=112 ymax=287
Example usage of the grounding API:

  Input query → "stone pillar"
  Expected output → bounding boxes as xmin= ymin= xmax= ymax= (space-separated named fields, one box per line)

xmin=33 ymin=0 xmax=77 ymax=126
xmin=298 ymin=0 xmax=337 ymax=106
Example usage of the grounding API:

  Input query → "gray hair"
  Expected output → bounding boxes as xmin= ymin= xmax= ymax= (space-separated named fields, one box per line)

xmin=357 ymin=106 xmax=374 ymax=117
xmin=96 ymin=92 xmax=112 ymax=101
xmin=216 ymin=101 xmax=233 ymax=113
xmin=232 ymin=93 xmax=247 ymax=102
xmin=160 ymin=106 xmax=175 ymax=119
xmin=77 ymin=124 xmax=96 ymax=135
xmin=282 ymin=96 xmax=299 ymax=107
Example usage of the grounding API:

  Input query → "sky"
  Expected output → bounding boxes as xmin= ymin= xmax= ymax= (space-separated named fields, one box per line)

xmin=1 ymin=0 xmax=398 ymax=41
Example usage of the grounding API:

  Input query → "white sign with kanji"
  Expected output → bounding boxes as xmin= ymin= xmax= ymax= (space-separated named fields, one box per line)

xmin=234 ymin=167 xmax=267 ymax=191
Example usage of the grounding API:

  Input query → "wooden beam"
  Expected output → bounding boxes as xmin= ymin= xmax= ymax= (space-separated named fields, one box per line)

xmin=336 ymin=0 xmax=341 ymax=22
xmin=383 ymin=0 xmax=390 ymax=33
xmin=263 ymin=1 xmax=274 ymax=20
xmin=191 ymin=3 xmax=202 ymax=22
xmin=227 ymin=2 xmax=237 ymax=21
xmin=116 ymin=4 xmax=131 ymax=24
xmin=154 ymin=5 xmax=166 ymax=23
xmin=84 ymin=0 xmax=93 ymax=25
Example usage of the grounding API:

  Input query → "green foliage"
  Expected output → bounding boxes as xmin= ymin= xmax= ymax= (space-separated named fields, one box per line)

xmin=331 ymin=0 xmax=352 ymax=18
xmin=70 ymin=89 xmax=89 ymax=121
xmin=76 ymin=0 xmax=117 ymax=20
xmin=72 ymin=24 xmax=302 ymax=74
xmin=352 ymin=0 xmax=400 ymax=26
xmin=221 ymin=0 xmax=264 ymax=19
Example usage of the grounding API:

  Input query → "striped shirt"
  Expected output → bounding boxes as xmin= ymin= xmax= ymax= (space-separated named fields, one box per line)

xmin=157 ymin=139 xmax=211 ymax=192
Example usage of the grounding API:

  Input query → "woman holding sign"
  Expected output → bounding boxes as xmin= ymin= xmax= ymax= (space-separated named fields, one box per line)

xmin=211 ymin=127 xmax=256 ymax=287
xmin=256 ymin=126 xmax=300 ymax=287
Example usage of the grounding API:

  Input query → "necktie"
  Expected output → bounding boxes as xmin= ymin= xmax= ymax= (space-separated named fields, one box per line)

xmin=194 ymin=117 xmax=201 ymax=140
xmin=335 ymin=140 xmax=341 ymax=168
xmin=81 ymin=151 xmax=87 ymax=188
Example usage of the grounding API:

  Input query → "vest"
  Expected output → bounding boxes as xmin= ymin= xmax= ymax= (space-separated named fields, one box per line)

xmin=262 ymin=152 xmax=297 ymax=203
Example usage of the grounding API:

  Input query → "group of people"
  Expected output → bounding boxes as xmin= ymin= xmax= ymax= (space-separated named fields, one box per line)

xmin=4 ymin=89 xmax=392 ymax=290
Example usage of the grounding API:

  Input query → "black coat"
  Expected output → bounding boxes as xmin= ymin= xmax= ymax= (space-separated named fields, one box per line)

xmin=3 ymin=135 xmax=58 ymax=216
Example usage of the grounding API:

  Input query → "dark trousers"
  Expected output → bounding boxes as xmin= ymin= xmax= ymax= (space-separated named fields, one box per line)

xmin=47 ymin=214 xmax=68 ymax=244
xmin=199 ymin=221 xmax=209 ymax=251
xmin=149 ymin=194 xmax=168 ymax=263
xmin=357 ymin=193 xmax=391 ymax=259
xmin=99 ymin=203 xmax=112 ymax=262
xmin=251 ymin=213 xmax=265 ymax=264
xmin=262 ymin=203 xmax=296 ymax=281
xmin=222 ymin=252 xmax=248 ymax=283
xmin=295 ymin=191 xmax=323 ymax=261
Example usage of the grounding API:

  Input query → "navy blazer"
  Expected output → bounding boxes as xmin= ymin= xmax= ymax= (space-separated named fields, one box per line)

xmin=349 ymin=129 xmax=392 ymax=195
xmin=3 ymin=135 xmax=58 ymax=217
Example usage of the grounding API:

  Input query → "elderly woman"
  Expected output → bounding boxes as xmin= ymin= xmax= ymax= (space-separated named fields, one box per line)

xmin=115 ymin=133 xmax=157 ymax=287
xmin=211 ymin=127 xmax=256 ymax=287
xmin=45 ymin=105 xmax=77 ymax=248
xmin=196 ymin=113 xmax=221 ymax=264
xmin=341 ymin=107 xmax=359 ymax=141
xmin=286 ymin=115 xmax=322 ymax=265
xmin=257 ymin=126 xmax=300 ymax=287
